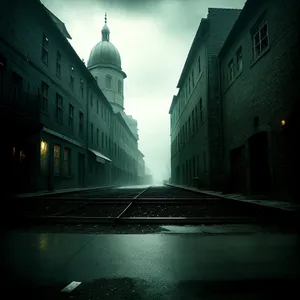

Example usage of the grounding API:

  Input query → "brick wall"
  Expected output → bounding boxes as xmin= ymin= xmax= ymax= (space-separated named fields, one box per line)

xmin=220 ymin=0 xmax=300 ymax=199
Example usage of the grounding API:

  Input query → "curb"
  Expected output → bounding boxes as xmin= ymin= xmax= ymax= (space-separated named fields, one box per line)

xmin=13 ymin=185 xmax=117 ymax=199
xmin=166 ymin=183 xmax=299 ymax=212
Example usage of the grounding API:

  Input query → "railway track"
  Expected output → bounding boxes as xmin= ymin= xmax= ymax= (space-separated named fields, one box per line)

xmin=15 ymin=185 xmax=298 ymax=225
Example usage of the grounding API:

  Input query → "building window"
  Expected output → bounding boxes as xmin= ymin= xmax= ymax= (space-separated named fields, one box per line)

xmin=118 ymin=80 xmax=122 ymax=93
xmin=70 ymin=66 xmax=74 ymax=90
xmin=188 ymin=76 xmax=191 ymax=94
xmin=101 ymin=132 xmax=104 ymax=148
xmin=41 ymin=81 xmax=48 ymax=113
xmin=101 ymin=105 xmax=104 ymax=119
xmin=252 ymin=21 xmax=269 ymax=59
xmin=192 ymin=70 xmax=195 ymax=87
xmin=69 ymin=104 xmax=74 ymax=131
xmin=56 ymin=51 xmax=61 ymax=77
xmin=228 ymin=59 xmax=234 ymax=82
xmin=198 ymin=56 xmax=201 ymax=73
xmin=11 ymin=72 xmax=23 ymax=104
xmin=53 ymin=144 xmax=61 ymax=175
xmin=40 ymin=140 xmax=48 ymax=174
xmin=94 ymin=76 xmax=98 ymax=83
xmin=80 ymin=79 xmax=84 ymax=98
xmin=90 ymin=93 xmax=93 ymax=107
xmin=63 ymin=147 xmax=71 ymax=176
xmin=41 ymin=34 xmax=48 ymax=65
xmin=90 ymin=123 xmax=94 ymax=144
xmin=236 ymin=46 xmax=243 ymax=72
xmin=79 ymin=111 xmax=83 ymax=136
xmin=199 ymin=98 xmax=203 ymax=122
xmin=192 ymin=109 xmax=195 ymax=133
xmin=97 ymin=128 xmax=99 ymax=146
xmin=188 ymin=116 xmax=191 ymax=138
xmin=96 ymin=99 xmax=99 ymax=114
xmin=185 ymin=83 xmax=188 ymax=101
xmin=105 ymin=75 xmax=112 ymax=89
xmin=55 ymin=93 xmax=63 ymax=122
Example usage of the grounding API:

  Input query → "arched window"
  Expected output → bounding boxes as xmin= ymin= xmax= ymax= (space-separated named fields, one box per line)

xmin=105 ymin=75 xmax=112 ymax=89
xmin=118 ymin=80 xmax=122 ymax=93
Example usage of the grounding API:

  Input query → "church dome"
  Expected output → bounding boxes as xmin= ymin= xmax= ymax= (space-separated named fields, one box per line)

xmin=87 ymin=41 xmax=121 ymax=68
xmin=87 ymin=13 xmax=122 ymax=69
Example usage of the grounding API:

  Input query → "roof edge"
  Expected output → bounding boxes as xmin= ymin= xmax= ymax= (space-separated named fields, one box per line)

xmin=176 ymin=18 xmax=209 ymax=88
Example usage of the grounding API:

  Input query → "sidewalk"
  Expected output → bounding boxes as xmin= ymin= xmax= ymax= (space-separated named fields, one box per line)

xmin=167 ymin=183 xmax=300 ymax=212
xmin=13 ymin=185 xmax=116 ymax=199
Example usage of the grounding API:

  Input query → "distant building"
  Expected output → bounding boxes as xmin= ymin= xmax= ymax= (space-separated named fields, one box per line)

xmin=169 ymin=8 xmax=241 ymax=190
xmin=137 ymin=149 xmax=146 ymax=184
xmin=219 ymin=0 xmax=299 ymax=200
xmin=0 ymin=0 xmax=144 ymax=193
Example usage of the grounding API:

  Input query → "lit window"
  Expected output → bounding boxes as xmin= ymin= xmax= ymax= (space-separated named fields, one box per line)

xmin=40 ymin=140 xmax=48 ymax=173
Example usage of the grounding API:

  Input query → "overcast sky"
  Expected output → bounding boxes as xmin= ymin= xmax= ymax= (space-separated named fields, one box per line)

xmin=41 ymin=0 xmax=246 ymax=183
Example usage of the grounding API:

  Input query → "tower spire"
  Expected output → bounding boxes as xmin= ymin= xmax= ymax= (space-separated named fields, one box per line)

xmin=101 ymin=12 xmax=110 ymax=41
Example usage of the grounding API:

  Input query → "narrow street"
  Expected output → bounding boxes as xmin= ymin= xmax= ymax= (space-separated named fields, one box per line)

xmin=2 ymin=185 xmax=300 ymax=299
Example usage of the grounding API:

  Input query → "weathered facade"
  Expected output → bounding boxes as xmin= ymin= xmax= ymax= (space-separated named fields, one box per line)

xmin=169 ymin=8 xmax=241 ymax=190
xmin=219 ymin=0 xmax=299 ymax=201
xmin=0 ymin=0 xmax=145 ymax=193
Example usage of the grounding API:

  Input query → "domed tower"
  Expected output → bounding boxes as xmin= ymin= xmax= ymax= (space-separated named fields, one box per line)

xmin=87 ymin=13 xmax=127 ymax=113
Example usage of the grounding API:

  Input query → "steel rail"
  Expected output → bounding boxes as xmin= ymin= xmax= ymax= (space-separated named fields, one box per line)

xmin=115 ymin=186 xmax=152 ymax=220
xmin=21 ymin=215 xmax=293 ymax=225
xmin=52 ymin=191 xmax=141 ymax=217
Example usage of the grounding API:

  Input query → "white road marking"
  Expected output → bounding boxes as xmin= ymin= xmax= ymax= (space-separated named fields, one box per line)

xmin=61 ymin=281 xmax=81 ymax=292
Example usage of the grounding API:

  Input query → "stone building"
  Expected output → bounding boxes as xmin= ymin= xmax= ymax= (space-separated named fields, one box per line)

xmin=219 ymin=0 xmax=299 ymax=201
xmin=169 ymin=8 xmax=241 ymax=190
xmin=0 ymin=0 xmax=144 ymax=193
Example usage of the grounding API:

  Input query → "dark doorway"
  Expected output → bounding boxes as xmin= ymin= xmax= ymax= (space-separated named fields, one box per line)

xmin=78 ymin=153 xmax=84 ymax=187
xmin=281 ymin=115 xmax=298 ymax=201
xmin=229 ymin=146 xmax=247 ymax=193
xmin=248 ymin=131 xmax=271 ymax=195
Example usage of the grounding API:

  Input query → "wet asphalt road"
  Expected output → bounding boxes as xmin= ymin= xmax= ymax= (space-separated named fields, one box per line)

xmin=3 ymin=185 xmax=299 ymax=299
xmin=2 ymin=226 xmax=300 ymax=299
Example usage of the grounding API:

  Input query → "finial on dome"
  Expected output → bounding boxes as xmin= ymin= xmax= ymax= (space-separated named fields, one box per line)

xmin=101 ymin=12 xmax=110 ymax=41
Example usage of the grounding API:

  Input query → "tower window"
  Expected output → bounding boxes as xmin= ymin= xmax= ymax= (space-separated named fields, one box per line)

xmin=118 ymin=80 xmax=122 ymax=93
xmin=105 ymin=75 xmax=112 ymax=89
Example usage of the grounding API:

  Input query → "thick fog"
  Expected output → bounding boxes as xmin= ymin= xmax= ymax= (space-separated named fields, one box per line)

xmin=41 ymin=0 xmax=246 ymax=183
